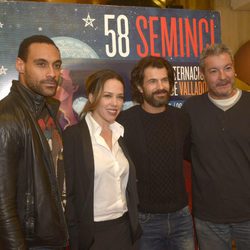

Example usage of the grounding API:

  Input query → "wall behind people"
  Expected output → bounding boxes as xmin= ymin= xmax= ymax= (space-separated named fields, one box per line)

xmin=178 ymin=0 xmax=250 ymax=55
xmin=234 ymin=40 xmax=250 ymax=90
xmin=214 ymin=0 xmax=250 ymax=54
xmin=178 ymin=0 xmax=250 ymax=90
xmin=213 ymin=0 xmax=250 ymax=91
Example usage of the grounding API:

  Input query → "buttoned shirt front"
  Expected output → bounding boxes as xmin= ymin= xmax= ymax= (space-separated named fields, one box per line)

xmin=85 ymin=112 xmax=129 ymax=222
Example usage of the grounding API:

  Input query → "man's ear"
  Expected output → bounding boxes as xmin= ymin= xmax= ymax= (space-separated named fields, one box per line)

xmin=16 ymin=57 xmax=25 ymax=74
xmin=137 ymin=85 xmax=143 ymax=93
xmin=199 ymin=69 xmax=205 ymax=81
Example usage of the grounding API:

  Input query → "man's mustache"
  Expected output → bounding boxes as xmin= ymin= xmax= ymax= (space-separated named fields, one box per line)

xmin=41 ymin=78 xmax=58 ymax=85
xmin=153 ymin=89 xmax=169 ymax=95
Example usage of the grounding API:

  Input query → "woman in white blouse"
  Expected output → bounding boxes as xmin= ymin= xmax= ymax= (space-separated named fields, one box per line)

xmin=63 ymin=69 xmax=141 ymax=250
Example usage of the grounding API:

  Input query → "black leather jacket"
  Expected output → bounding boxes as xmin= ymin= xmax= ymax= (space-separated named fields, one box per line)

xmin=0 ymin=81 xmax=68 ymax=249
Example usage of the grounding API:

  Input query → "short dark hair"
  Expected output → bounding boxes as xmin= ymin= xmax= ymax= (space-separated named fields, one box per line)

xmin=18 ymin=35 xmax=59 ymax=62
xmin=131 ymin=56 xmax=175 ymax=104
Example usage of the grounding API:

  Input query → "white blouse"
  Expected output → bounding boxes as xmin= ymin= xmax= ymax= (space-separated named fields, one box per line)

xmin=85 ymin=112 xmax=129 ymax=222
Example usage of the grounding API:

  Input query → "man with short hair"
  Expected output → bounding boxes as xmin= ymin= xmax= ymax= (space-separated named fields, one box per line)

xmin=0 ymin=35 xmax=68 ymax=249
xmin=118 ymin=56 xmax=195 ymax=250
xmin=182 ymin=43 xmax=250 ymax=250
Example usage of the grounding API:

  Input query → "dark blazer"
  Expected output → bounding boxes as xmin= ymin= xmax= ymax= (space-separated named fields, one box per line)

xmin=62 ymin=118 xmax=141 ymax=250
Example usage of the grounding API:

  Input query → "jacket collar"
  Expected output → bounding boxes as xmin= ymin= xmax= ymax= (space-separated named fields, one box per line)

xmin=11 ymin=80 xmax=60 ymax=119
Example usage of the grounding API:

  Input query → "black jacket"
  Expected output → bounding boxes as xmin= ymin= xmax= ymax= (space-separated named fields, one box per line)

xmin=0 ymin=81 xmax=68 ymax=249
xmin=62 ymin=118 xmax=142 ymax=250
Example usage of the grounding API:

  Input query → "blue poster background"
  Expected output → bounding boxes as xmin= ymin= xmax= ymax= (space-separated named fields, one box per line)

xmin=0 ymin=1 xmax=221 ymax=126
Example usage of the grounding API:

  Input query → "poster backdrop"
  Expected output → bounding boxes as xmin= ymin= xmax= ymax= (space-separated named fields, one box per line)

xmin=0 ymin=1 xmax=221 ymax=128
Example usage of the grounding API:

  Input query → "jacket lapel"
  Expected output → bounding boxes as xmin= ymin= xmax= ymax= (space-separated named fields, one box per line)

xmin=79 ymin=119 xmax=95 ymax=181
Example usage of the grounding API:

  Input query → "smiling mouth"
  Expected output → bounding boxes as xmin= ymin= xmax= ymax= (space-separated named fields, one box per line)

xmin=217 ymin=81 xmax=230 ymax=87
xmin=107 ymin=109 xmax=118 ymax=115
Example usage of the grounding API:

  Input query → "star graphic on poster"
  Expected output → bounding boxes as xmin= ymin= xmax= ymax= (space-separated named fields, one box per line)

xmin=82 ymin=13 xmax=95 ymax=27
xmin=0 ymin=65 xmax=8 ymax=75
xmin=0 ymin=22 xmax=4 ymax=28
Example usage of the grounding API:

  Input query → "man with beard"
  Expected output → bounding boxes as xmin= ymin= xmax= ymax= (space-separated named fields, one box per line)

xmin=0 ymin=35 xmax=68 ymax=249
xmin=182 ymin=43 xmax=250 ymax=250
xmin=117 ymin=56 xmax=195 ymax=250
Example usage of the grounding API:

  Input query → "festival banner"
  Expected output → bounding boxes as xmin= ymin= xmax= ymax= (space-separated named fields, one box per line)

xmin=0 ymin=1 xmax=221 ymax=128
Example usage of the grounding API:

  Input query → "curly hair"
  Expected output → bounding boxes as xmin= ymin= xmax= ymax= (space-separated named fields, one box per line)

xmin=131 ymin=56 xmax=175 ymax=104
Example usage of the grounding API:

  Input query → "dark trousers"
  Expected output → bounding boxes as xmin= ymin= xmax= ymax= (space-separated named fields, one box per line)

xmin=90 ymin=213 xmax=139 ymax=250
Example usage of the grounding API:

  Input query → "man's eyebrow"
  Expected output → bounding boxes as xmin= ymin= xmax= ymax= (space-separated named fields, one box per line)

xmin=33 ymin=59 xmax=62 ymax=64
xmin=54 ymin=59 xmax=62 ymax=65
xmin=33 ymin=58 xmax=47 ymax=62
xmin=146 ymin=77 xmax=157 ymax=81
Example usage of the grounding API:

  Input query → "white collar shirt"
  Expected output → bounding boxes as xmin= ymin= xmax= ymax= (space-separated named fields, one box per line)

xmin=85 ymin=112 xmax=129 ymax=222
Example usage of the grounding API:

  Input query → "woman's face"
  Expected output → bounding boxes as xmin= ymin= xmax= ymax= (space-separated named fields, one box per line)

xmin=91 ymin=78 xmax=124 ymax=127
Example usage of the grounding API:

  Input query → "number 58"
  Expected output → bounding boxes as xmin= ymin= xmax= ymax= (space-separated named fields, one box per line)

xmin=104 ymin=14 xmax=130 ymax=57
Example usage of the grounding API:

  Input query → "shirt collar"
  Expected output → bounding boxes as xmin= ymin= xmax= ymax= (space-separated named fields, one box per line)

xmin=208 ymin=88 xmax=242 ymax=111
xmin=85 ymin=112 xmax=124 ymax=140
xmin=12 ymin=80 xmax=60 ymax=119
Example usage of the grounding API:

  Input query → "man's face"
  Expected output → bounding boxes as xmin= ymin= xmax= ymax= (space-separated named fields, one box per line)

xmin=139 ymin=66 xmax=171 ymax=112
xmin=202 ymin=53 xmax=235 ymax=99
xmin=16 ymin=43 xmax=62 ymax=97
xmin=54 ymin=69 xmax=78 ymax=102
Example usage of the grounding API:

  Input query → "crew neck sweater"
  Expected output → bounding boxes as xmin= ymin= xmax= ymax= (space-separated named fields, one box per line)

xmin=118 ymin=105 xmax=190 ymax=213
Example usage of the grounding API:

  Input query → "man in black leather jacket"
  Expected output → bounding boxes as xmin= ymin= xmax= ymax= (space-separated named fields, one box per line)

xmin=0 ymin=35 xmax=68 ymax=249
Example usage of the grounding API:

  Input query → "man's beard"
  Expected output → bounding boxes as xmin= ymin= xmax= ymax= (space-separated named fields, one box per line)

xmin=143 ymin=89 xmax=170 ymax=107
